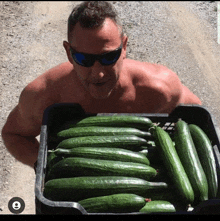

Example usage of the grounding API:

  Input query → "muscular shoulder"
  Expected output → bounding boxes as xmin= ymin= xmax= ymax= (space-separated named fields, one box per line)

xmin=28 ymin=61 xmax=73 ymax=89
xmin=126 ymin=60 xmax=177 ymax=84
xmin=2 ymin=62 xmax=74 ymax=137
xmin=124 ymin=59 xmax=183 ymax=112
xmin=19 ymin=62 xmax=74 ymax=121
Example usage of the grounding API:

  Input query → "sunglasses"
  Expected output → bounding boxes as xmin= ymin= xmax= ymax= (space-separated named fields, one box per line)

xmin=69 ymin=44 xmax=122 ymax=67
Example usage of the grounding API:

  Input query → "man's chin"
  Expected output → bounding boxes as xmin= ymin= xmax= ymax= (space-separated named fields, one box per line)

xmin=88 ymin=83 xmax=116 ymax=99
xmin=90 ymin=90 xmax=113 ymax=99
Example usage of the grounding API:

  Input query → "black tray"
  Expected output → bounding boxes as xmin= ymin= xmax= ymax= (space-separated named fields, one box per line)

xmin=35 ymin=103 xmax=220 ymax=214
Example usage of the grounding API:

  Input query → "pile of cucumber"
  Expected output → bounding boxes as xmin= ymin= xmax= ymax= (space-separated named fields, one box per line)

xmin=43 ymin=115 xmax=219 ymax=214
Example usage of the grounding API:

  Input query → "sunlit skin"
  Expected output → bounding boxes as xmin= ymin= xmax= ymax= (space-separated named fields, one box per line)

xmin=2 ymin=18 xmax=202 ymax=167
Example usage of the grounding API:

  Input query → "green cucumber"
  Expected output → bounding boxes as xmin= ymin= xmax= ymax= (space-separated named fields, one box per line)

xmin=57 ymin=126 xmax=152 ymax=139
xmin=138 ymin=149 xmax=149 ymax=157
xmin=152 ymin=126 xmax=194 ymax=204
xmin=46 ymin=151 xmax=63 ymax=172
xmin=46 ymin=157 xmax=157 ymax=180
xmin=51 ymin=147 xmax=150 ymax=165
xmin=139 ymin=186 xmax=190 ymax=211
xmin=174 ymin=120 xmax=208 ymax=203
xmin=78 ymin=193 xmax=146 ymax=213
xmin=75 ymin=115 xmax=154 ymax=130
xmin=56 ymin=135 xmax=148 ymax=150
xmin=43 ymin=176 xmax=168 ymax=202
xmin=139 ymin=200 xmax=176 ymax=213
xmin=189 ymin=124 xmax=218 ymax=199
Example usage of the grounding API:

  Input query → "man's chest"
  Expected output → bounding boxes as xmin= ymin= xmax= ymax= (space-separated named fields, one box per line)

xmin=58 ymin=77 xmax=164 ymax=113
xmin=79 ymin=91 xmax=161 ymax=114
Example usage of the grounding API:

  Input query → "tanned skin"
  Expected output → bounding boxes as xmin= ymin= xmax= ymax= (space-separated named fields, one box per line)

xmin=2 ymin=18 xmax=201 ymax=167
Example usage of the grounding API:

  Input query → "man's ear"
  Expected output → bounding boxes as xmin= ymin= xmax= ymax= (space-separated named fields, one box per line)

xmin=63 ymin=41 xmax=74 ymax=64
xmin=122 ymin=35 xmax=128 ymax=59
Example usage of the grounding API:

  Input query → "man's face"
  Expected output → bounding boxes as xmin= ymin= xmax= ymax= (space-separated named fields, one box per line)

xmin=64 ymin=18 xmax=127 ymax=99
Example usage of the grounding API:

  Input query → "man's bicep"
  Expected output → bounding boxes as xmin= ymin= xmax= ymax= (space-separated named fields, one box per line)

xmin=3 ymin=85 xmax=42 ymax=137
xmin=2 ymin=104 xmax=41 ymax=137
xmin=179 ymin=84 xmax=202 ymax=105
xmin=165 ymin=71 xmax=202 ymax=109
xmin=154 ymin=69 xmax=191 ymax=113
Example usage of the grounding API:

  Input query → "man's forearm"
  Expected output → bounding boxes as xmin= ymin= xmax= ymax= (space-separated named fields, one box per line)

xmin=2 ymin=132 xmax=39 ymax=168
xmin=181 ymin=85 xmax=202 ymax=105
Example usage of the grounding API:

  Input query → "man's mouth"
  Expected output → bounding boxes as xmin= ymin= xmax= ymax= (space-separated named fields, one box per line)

xmin=93 ymin=82 xmax=107 ymax=86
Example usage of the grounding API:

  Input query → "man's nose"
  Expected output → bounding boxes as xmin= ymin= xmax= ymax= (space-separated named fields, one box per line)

xmin=90 ymin=60 xmax=105 ymax=79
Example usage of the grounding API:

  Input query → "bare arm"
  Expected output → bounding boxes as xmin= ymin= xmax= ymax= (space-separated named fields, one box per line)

xmin=1 ymin=80 xmax=51 ymax=167
xmin=1 ymin=62 xmax=73 ymax=167
xmin=179 ymin=84 xmax=202 ymax=105
xmin=149 ymin=64 xmax=202 ymax=113
xmin=1 ymin=128 xmax=40 ymax=168
xmin=165 ymin=79 xmax=201 ymax=113
xmin=2 ymin=109 xmax=40 ymax=168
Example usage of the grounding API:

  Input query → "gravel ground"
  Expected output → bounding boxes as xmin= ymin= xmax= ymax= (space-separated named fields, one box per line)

xmin=0 ymin=1 xmax=220 ymax=214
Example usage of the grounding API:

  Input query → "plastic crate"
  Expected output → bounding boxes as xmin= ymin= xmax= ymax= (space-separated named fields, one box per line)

xmin=35 ymin=103 xmax=220 ymax=214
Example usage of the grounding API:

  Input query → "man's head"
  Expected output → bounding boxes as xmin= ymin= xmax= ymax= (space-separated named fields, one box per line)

xmin=67 ymin=1 xmax=124 ymax=41
xmin=63 ymin=1 xmax=128 ymax=99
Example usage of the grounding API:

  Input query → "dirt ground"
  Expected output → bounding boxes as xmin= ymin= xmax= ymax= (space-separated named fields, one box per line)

xmin=1 ymin=1 xmax=220 ymax=214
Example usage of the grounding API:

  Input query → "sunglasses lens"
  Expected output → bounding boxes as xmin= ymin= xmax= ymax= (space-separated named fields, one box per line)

xmin=73 ymin=53 xmax=94 ymax=67
xmin=101 ymin=49 xmax=122 ymax=65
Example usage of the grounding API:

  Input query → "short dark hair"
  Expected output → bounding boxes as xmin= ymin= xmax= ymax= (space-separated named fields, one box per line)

xmin=68 ymin=1 xmax=124 ymax=40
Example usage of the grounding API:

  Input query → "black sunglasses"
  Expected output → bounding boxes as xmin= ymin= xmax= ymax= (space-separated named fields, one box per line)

xmin=69 ymin=44 xmax=122 ymax=67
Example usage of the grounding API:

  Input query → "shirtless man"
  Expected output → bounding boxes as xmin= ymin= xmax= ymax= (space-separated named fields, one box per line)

xmin=2 ymin=1 xmax=201 ymax=168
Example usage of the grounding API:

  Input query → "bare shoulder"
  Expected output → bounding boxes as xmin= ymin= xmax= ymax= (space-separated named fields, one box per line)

xmin=28 ymin=61 xmax=74 ymax=87
xmin=124 ymin=59 xmax=201 ymax=112
xmin=124 ymin=59 xmax=184 ymax=113
xmin=125 ymin=59 xmax=181 ymax=88
xmin=19 ymin=62 xmax=74 ymax=120
xmin=2 ymin=62 xmax=75 ymax=137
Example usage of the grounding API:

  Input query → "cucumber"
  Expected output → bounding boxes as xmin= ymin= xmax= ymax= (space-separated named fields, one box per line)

xmin=138 ymin=149 xmax=149 ymax=157
xmin=189 ymin=124 xmax=218 ymax=199
xmin=57 ymin=126 xmax=153 ymax=139
xmin=43 ymin=176 xmax=168 ymax=202
xmin=139 ymin=186 xmax=189 ymax=211
xmin=152 ymin=126 xmax=194 ymax=204
xmin=51 ymin=147 xmax=150 ymax=165
xmin=78 ymin=193 xmax=146 ymax=213
xmin=139 ymin=200 xmax=176 ymax=213
xmin=46 ymin=157 xmax=157 ymax=180
xmin=75 ymin=115 xmax=154 ymax=130
xmin=56 ymin=135 xmax=148 ymax=150
xmin=46 ymin=151 xmax=63 ymax=172
xmin=174 ymin=120 xmax=209 ymax=203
